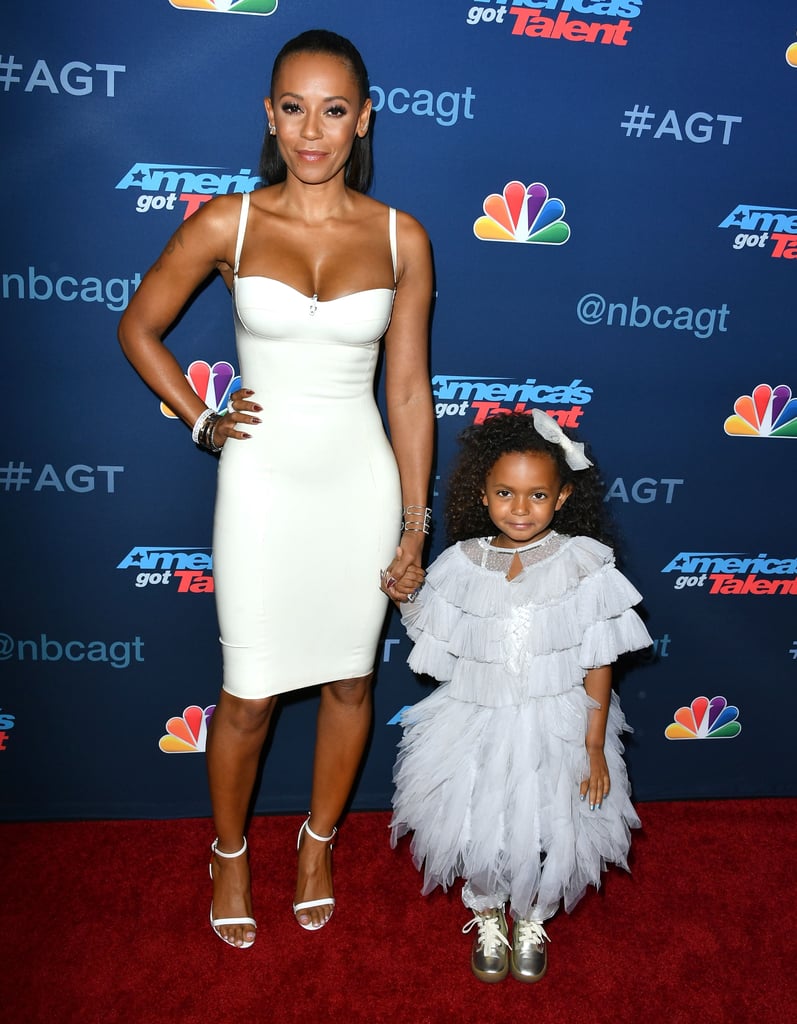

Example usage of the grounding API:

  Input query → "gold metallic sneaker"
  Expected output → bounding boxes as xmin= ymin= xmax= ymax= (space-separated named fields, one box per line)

xmin=510 ymin=918 xmax=549 ymax=983
xmin=462 ymin=907 xmax=511 ymax=983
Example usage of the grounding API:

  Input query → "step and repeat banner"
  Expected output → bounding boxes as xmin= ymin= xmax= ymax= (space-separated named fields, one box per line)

xmin=2 ymin=1 xmax=795 ymax=819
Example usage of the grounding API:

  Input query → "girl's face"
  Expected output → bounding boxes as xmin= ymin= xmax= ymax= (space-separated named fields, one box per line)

xmin=264 ymin=51 xmax=371 ymax=187
xmin=481 ymin=451 xmax=572 ymax=548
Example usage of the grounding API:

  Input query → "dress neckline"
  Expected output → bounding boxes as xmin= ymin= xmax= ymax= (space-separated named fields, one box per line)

xmin=482 ymin=531 xmax=557 ymax=554
xmin=234 ymin=275 xmax=395 ymax=304
xmin=232 ymin=192 xmax=398 ymax=303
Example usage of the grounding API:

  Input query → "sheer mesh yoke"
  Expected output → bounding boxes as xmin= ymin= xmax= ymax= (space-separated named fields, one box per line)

xmin=460 ymin=533 xmax=566 ymax=574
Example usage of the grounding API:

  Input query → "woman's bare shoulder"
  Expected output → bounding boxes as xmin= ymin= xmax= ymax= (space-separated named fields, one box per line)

xmin=196 ymin=191 xmax=245 ymax=220
xmin=358 ymin=195 xmax=429 ymax=250
xmin=176 ymin=192 xmax=245 ymax=245
xmin=394 ymin=207 xmax=429 ymax=245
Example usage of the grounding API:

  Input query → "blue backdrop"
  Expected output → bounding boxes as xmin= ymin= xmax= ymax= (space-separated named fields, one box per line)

xmin=2 ymin=0 xmax=796 ymax=819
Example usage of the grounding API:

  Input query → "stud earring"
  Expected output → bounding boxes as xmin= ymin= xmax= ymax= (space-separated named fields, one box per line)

xmin=269 ymin=124 xmax=276 ymax=136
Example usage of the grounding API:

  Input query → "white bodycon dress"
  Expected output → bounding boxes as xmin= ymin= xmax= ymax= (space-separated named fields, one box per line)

xmin=212 ymin=191 xmax=402 ymax=698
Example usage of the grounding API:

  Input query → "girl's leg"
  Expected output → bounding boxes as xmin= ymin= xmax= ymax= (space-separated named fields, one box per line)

xmin=206 ymin=688 xmax=277 ymax=946
xmin=293 ymin=673 xmax=373 ymax=928
xmin=462 ymin=879 xmax=510 ymax=915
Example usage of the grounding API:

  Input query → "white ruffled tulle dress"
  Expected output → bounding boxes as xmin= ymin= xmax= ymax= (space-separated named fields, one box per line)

xmin=390 ymin=531 xmax=652 ymax=921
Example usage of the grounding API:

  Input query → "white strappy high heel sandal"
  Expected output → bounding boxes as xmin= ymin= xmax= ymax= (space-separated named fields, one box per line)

xmin=293 ymin=815 xmax=338 ymax=931
xmin=209 ymin=837 xmax=257 ymax=949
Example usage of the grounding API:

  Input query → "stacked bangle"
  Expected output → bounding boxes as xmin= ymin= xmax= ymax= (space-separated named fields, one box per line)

xmin=192 ymin=408 xmax=222 ymax=454
xmin=402 ymin=505 xmax=432 ymax=535
xmin=191 ymin=408 xmax=214 ymax=443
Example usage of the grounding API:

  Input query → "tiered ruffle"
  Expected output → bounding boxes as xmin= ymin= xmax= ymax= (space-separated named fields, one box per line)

xmin=400 ymin=535 xmax=651 ymax=707
xmin=391 ymin=534 xmax=651 ymax=920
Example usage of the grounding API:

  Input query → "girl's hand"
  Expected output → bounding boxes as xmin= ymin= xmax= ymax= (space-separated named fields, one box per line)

xmin=212 ymin=388 xmax=262 ymax=446
xmin=380 ymin=545 xmax=425 ymax=603
xmin=580 ymin=748 xmax=611 ymax=810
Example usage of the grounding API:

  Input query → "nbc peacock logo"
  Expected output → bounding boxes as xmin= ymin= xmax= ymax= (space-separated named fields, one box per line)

xmin=724 ymin=383 xmax=797 ymax=438
xmin=161 ymin=360 xmax=241 ymax=419
xmin=168 ymin=1 xmax=277 ymax=15
xmin=473 ymin=180 xmax=570 ymax=244
xmin=159 ymin=705 xmax=216 ymax=752
xmin=664 ymin=696 xmax=741 ymax=740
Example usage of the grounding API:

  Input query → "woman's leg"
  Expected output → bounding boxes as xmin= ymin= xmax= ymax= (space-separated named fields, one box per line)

xmin=293 ymin=673 xmax=373 ymax=928
xmin=206 ymin=688 xmax=277 ymax=946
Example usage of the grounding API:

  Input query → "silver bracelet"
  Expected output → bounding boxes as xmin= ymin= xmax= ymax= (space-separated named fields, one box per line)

xmin=402 ymin=505 xmax=432 ymax=535
xmin=196 ymin=412 xmax=222 ymax=454
xmin=191 ymin=408 xmax=214 ymax=444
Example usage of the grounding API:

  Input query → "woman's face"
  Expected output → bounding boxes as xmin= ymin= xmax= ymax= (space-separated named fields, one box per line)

xmin=264 ymin=51 xmax=371 ymax=186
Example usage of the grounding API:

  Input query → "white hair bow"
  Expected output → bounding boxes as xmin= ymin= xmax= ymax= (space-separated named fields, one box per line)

xmin=531 ymin=409 xmax=593 ymax=471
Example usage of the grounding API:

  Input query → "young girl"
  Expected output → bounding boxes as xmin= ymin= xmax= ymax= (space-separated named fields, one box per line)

xmin=390 ymin=410 xmax=652 ymax=984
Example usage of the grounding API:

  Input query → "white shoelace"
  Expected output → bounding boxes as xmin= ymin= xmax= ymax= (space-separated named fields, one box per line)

xmin=462 ymin=912 xmax=511 ymax=956
xmin=515 ymin=919 xmax=551 ymax=950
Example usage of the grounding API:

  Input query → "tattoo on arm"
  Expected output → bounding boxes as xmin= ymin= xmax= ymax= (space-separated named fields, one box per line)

xmin=153 ymin=228 xmax=185 ymax=272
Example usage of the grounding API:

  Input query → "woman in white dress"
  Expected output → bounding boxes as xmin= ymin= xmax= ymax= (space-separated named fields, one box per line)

xmin=119 ymin=29 xmax=433 ymax=947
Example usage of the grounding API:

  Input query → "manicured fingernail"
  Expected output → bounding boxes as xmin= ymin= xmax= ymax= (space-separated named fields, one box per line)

xmin=387 ymin=577 xmax=397 ymax=588
xmin=590 ymin=803 xmax=595 ymax=811
xmin=596 ymin=802 xmax=602 ymax=810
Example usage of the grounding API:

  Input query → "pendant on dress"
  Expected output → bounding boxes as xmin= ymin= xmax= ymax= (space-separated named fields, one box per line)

xmin=309 ymin=293 xmax=318 ymax=316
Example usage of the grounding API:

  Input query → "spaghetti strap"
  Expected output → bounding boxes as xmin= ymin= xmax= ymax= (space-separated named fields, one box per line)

xmin=233 ymin=192 xmax=250 ymax=277
xmin=389 ymin=207 xmax=397 ymax=285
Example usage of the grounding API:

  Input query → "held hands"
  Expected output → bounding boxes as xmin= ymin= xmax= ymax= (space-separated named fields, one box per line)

xmin=380 ymin=544 xmax=425 ymax=604
xmin=211 ymin=388 xmax=262 ymax=447
xmin=579 ymin=747 xmax=611 ymax=811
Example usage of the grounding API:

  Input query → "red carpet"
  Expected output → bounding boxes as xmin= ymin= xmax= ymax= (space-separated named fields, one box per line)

xmin=3 ymin=800 xmax=794 ymax=1023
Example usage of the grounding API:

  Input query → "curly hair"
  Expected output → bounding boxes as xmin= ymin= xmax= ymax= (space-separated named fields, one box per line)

xmin=259 ymin=29 xmax=373 ymax=193
xmin=444 ymin=412 xmax=609 ymax=544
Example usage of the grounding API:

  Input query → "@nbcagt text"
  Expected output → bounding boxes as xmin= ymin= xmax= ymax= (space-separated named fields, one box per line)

xmin=0 ymin=633 xmax=144 ymax=669
xmin=576 ymin=294 xmax=730 ymax=340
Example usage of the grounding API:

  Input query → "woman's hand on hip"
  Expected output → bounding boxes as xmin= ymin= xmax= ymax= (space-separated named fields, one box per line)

xmin=213 ymin=388 xmax=262 ymax=446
